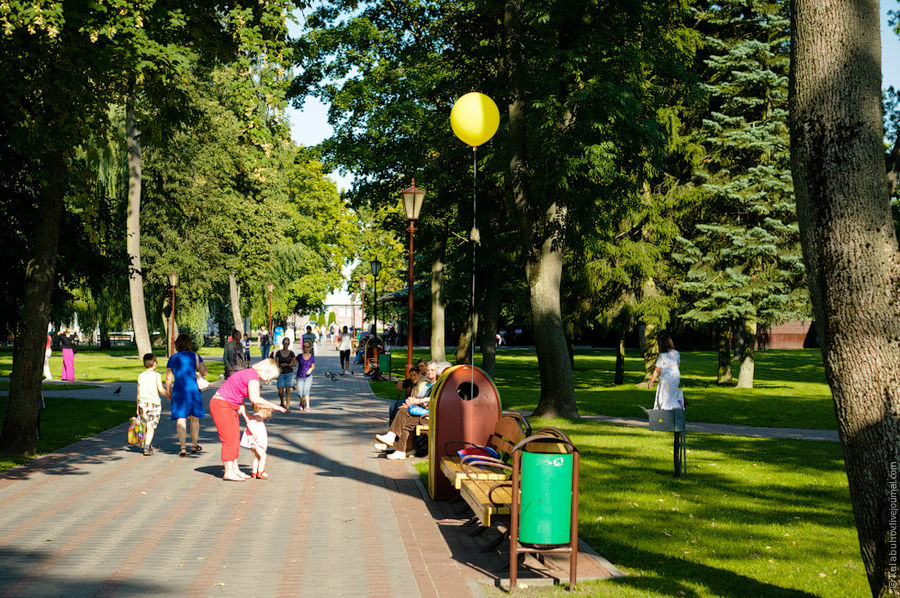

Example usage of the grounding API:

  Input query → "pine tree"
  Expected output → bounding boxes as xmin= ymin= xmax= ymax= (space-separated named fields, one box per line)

xmin=674 ymin=0 xmax=807 ymax=387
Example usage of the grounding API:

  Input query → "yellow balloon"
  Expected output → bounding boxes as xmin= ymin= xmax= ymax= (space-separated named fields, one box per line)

xmin=450 ymin=92 xmax=500 ymax=148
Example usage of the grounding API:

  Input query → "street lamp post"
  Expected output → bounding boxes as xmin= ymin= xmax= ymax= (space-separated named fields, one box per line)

xmin=168 ymin=272 xmax=179 ymax=357
xmin=359 ymin=278 xmax=367 ymax=332
xmin=266 ymin=282 xmax=274 ymax=340
xmin=370 ymin=259 xmax=382 ymax=336
xmin=401 ymin=179 xmax=425 ymax=376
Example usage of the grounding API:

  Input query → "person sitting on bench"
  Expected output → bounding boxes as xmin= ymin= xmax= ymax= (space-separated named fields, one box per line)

xmin=374 ymin=361 xmax=437 ymax=459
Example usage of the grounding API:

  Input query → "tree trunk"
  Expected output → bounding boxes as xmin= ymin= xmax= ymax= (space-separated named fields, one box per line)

xmin=228 ymin=271 xmax=243 ymax=335
xmin=736 ymin=318 xmax=756 ymax=388
xmin=454 ymin=311 xmax=477 ymax=365
xmin=790 ymin=2 xmax=900 ymax=595
xmin=527 ymin=232 xmax=577 ymax=418
xmin=504 ymin=0 xmax=576 ymax=419
xmin=98 ymin=290 xmax=111 ymax=350
xmin=716 ymin=328 xmax=733 ymax=385
xmin=639 ymin=278 xmax=660 ymax=386
xmin=0 ymin=151 xmax=66 ymax=455
xmin=429 ymin=234 xmax=447 ymax=362
xmin=126 ymin=102 xmax=151 ymax=357
xmin=479 ymin=249 xmax=500 ymax=378
xmin=614 ymin=329 xmax=626 ymax=385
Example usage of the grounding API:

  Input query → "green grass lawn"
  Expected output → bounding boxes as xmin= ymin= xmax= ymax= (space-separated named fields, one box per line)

xmin=0 ymin=397 xmax=135 ymax=472
xmin=0 ymin=348 xmax=223 ymax=383
xmin=382 ymin=348 xmax=865 ymax=597
xmin=382 ymin=348 xmax=837 ymax=430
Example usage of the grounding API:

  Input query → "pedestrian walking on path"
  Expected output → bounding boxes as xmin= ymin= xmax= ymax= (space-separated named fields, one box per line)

xmin=166 ymin=333 xmax=207 ymax=457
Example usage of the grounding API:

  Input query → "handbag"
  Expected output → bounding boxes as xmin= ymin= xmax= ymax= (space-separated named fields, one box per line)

xmin=408 ymin=404 xmax=428 ymax=417
xmin=195 ymin=354 xmax=210 ymax=390
xmin=127 ymin=417 xmax=145 ymax=446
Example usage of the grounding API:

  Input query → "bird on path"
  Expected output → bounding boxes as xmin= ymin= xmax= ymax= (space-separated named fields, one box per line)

xmin=113 ymin=386 xmax=122 ymax=395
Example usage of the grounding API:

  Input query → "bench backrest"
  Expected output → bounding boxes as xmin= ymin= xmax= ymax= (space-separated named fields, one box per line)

xmin=487 ymin=413 xmax=530 ymax=459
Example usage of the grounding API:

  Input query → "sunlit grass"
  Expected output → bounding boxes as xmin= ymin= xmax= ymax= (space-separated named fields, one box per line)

xmin=381 ymin=348 xmax=863 ymax=596
xmin=0 ymin=348 xmax=222 ymax=384
xmin=384 ymin=348 xmax=836 ymax=430
xmin=0 ymin=397 xmax=135 ymax=472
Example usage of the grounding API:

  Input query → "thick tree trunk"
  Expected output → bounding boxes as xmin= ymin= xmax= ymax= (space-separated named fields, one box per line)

xmin=0 ymin=151 xmax=66 ymax=455
xmin=505 ymin=0 xmax=576 ymax=418
xmin=716 ymin=328 xmax=733 ymax=385
xmin=527 ymin=231 xmax=577 ymax=418
xmin=790 ymin=3 xmax=900 ymax=594
xmin=228 ymin=271 xmax=243 ymax=335
xmin=430 ymin=234 xmax=447 ymax=362
xmin=126 ymin=103 xmax=152 ymax=357
xmin=735 ymin=318 xmax=756 ymax=388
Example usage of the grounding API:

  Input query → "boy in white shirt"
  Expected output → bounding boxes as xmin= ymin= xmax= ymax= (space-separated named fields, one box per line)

xmin=136 ymin=353 xmax=169 ymax=456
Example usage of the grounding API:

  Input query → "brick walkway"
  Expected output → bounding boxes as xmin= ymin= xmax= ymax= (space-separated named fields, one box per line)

xmin=0 ymin=347 xmax=617 ymax=597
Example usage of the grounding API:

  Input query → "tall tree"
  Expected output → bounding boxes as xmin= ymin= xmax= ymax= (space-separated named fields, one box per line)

xmin=789 ymin=1 xmax=900 ymax=595
xmin=676 ymin=0 xmax=807 ymax=388
xmin=0 ymin=1 xmax=292 ymax=455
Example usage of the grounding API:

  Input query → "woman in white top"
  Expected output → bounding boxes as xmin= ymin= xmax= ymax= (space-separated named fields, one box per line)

xmin=649 ymin=334 xmax=683 ymax=409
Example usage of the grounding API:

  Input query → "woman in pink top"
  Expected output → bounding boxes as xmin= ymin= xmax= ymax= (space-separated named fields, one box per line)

xmin=209 ymin=359 xmax=285 ymax=481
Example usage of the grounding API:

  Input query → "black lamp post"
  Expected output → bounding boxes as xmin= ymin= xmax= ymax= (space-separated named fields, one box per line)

xmin=370 ymin=258 xmax=382 ymax=336
xmin=401 ymin=179 xmax=425 ymax=375
xmin=168 ymin=272 xmax=179 ymax=357
xmin=359 ymin=278 xmax=367 ymax=331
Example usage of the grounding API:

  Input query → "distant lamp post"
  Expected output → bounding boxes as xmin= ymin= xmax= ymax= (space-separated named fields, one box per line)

xmin=359 ymin=278 xmax=367 ymax=331
xmin=266 ymin=282 xmax=274 ymax=338
xmin=168 ymin=272 xmax=179 ymax=357
xmin=370 ymin=259 xmax=382 ymax=335
xmin=401 ymin=178 xmax=425 ymax=375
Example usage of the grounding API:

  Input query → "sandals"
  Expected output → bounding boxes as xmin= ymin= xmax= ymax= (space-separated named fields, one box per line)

xmin=179 ymin=448 xmax=187 ymax=457
xmin=142 ymin=446 xmax=153 ymax=456
xmin=251 ymin=471 xmax=269 ymax=479
xmin=191 ymin=444 xmax=202 ymax=454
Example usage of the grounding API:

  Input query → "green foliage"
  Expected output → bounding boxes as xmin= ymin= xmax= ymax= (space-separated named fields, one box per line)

xmin=673 ymin=1 xmax=808 ymax=332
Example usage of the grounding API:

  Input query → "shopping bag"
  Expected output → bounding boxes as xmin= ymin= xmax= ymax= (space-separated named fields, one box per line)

xmin=127 ymin=417 xmax=145 ymax=446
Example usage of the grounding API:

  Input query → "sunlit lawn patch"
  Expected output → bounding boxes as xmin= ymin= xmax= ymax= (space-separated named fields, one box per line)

xmin=0 ymin=397 xmax=135 ymax=473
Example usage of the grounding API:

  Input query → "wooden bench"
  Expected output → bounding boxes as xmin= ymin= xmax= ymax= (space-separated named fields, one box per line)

xmin=438 ymin=412 xmax=530 ymax=491
xmin=459 ymin=478 xmax=513 ymax=527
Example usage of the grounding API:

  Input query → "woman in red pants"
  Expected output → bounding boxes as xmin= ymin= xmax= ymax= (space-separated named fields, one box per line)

xmin=209 ymin=359 xmax=285 ymax=481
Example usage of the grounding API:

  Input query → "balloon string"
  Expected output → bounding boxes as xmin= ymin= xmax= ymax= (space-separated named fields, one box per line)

xmin=471 ymin=147 xmax=477 ymax=393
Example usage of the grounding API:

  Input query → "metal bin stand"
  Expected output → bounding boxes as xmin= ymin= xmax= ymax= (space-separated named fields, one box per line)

xmin=509 ymin=428 xmax=580 ymax=591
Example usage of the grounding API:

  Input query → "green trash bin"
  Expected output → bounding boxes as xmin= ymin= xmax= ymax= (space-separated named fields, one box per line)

xmin=519 ymin=451 xmax=574 ymax=544
xmin=378 ymin=352 xmax=390 ymax=375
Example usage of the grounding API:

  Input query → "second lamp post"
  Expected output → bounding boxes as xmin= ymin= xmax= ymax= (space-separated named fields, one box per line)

xmin=370 ymin=258 xmax=382 ymax=336
xmin=401 ymin=179 xmax=425 ymax=376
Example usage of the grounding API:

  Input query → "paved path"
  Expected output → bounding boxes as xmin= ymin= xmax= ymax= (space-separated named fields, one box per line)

xmin=0 ymin=348 xmax=617 ymax=597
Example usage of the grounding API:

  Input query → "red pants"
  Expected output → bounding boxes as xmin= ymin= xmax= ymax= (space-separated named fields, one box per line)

xmin=209 ymin=398 xmax=240 ymax=462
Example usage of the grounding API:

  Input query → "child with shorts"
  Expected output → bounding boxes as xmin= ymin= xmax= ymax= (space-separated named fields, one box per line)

xmin=136 ymin=353 xmax=168 ymax=456
xmin=239 ymin=405 xmax=272 ymax=479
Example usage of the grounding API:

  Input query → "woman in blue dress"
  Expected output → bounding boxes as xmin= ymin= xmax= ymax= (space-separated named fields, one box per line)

xmin=165 ymin=333 xmax=209 ymax=457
